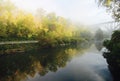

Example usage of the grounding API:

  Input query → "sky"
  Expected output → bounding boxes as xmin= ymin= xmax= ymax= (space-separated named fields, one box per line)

xmin=11 ymin=0 xmax=114 ymax=25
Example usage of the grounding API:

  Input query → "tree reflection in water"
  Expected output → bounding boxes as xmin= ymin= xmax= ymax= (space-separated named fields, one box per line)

xmin=0 ymin=45 xmax=89 ymax=81
xmin=94 ymin=41 xmax=103 ymax=51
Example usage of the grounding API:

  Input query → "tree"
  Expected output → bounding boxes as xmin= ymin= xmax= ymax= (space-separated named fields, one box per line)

xmin=98 ymin=1 xmax=120 ymax=80
xmin=97 ymin=0 xmax=120 ymax=21
xmin=0 ymin=0 xmax=15 ymax=13
xmin=94 ymin=28 xmax=104 ymax=41
xmin=0 ymin=1 xmax=17 ymax=40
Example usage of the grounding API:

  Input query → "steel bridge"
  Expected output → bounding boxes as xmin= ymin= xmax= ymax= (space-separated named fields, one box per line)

xmin=93 ymin=21 xmax=120 ymax=32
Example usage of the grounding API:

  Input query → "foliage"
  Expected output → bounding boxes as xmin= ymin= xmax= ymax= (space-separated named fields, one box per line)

xmin=103 ymin=30 xmax=120 ymax=56
xmin=98 ymin=1 xmax=120 ymax=80
xmin=103 ymin=30 xmax=120 ymax=81
xmin=0 ymin=0 xmax=93 ymax=48
xmin=97 ymin=0 xmax=120 ymax=21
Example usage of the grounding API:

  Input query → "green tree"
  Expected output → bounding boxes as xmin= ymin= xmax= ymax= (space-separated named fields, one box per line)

xmin=98 ymin=1 xmax=120 ymax=80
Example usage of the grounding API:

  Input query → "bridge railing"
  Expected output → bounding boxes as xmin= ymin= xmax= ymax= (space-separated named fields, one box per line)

xmin=92 ymin=21 xmax=120 ymax=31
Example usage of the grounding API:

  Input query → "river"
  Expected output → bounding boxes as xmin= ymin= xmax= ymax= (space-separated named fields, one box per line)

xmin=0 ymin=44 xmax=113 ymax=81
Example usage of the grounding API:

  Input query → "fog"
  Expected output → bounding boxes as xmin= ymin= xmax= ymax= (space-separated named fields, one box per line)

xmin=11 ymin=0 xmax=113 ymax=25
xmin=26 ymin=45 xmax=113 ymax=81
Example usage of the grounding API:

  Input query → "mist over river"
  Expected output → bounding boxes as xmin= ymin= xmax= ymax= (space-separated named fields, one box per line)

xmin=0 ymin=44 xmax=113 ymax=81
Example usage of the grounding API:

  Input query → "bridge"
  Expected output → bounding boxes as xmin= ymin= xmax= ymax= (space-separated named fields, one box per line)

xmin=93 ymin=21 xmax=120 ymax=32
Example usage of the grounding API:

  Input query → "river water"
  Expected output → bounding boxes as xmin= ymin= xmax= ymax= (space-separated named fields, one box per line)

xmin=0 ymin=44 xmax=113 ymax=81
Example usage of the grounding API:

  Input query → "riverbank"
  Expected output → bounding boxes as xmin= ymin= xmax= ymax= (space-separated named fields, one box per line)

xmin=103 ymin=30 xmax=120 ymax=81
xmin=0 ymin=39 xmax=92 ymax=55
xmin=0 ymin=43 xmax=39 ymax=54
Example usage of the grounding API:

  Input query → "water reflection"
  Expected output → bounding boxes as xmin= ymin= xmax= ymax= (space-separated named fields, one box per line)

xmin=0 ymin=44 xmax=113 ymax=81
xmin=27 ymin=45 xmax=113 ymax=81
xmin=94 ymin=41 xmax=103 ymax=51
xmin=0 ymin=45 xmax=85 ymax=81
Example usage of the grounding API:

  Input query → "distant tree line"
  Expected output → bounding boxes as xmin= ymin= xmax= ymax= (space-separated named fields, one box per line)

xmin=0 ymin=0 xmax=93 ymax=48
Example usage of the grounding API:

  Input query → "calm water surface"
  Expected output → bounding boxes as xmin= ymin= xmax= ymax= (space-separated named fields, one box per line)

xmin=0 ymin=44 xmax=113 ymax=81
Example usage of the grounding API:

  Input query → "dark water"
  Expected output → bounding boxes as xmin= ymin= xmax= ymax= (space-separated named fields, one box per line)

xmin=0 ymin=44 xmax=113 ymax=81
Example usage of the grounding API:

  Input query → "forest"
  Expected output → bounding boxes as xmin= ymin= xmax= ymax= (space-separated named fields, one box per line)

xmin=0 ymin=0 xmax=93 ymax=50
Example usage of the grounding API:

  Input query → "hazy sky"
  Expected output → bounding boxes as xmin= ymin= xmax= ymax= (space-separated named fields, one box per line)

xmin=11 ymin=0 xmax=113 ymax=25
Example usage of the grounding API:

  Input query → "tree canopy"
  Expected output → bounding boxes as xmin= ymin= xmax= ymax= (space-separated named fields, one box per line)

xmin=97 ymin=0 xmax=120 ymax=21
xmin=0 ymin=0 xmax=93 ymax=48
